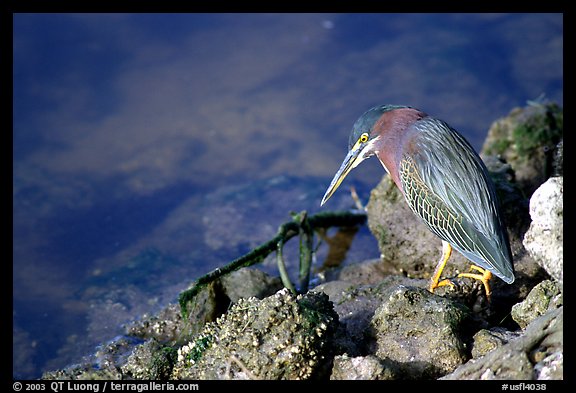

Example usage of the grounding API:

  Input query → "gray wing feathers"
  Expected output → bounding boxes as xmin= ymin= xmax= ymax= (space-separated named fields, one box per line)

xmin=401 ymin=118 xmax=514 ymax=283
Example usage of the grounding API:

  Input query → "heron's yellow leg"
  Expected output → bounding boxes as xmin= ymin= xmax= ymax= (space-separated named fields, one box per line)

xmin=429 ymin=241 xmax=455 ymax=292
xmin=458 ymin=267 xmax=493 ymax=300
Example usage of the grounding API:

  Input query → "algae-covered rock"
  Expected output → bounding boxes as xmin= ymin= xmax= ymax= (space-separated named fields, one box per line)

xmin=315 ymin=274 xmax=429 ymax=357
xmin=321 ymin=275 xmax=472 ymax=380
xmin=471 ymin=327 xmax=521 ymax=359
xmin=371 ymin=286 xmax=469 ymax=378
xmin=121 ymin=339 xmax=176 ymax=380
xmin=511 ymin=280 xmax=563 ymax=329
xmin=171 ymin=288 xmax=339 ymax=379
xmin=442 ymin=306 xmax=563 ymax=380
xmin=481 ymin=101 xmax=563 ymax=196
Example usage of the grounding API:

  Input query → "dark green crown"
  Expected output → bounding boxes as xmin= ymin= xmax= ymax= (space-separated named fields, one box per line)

xmin=348 ymin=105 xmax=412 ymax=149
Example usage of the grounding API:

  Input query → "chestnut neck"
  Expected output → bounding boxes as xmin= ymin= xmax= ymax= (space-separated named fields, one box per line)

xmin=372 ymin=107 xmax=426 ymax=191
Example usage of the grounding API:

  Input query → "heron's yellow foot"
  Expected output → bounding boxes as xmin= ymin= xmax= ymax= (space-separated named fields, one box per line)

xmin=429 ymin=241 xmax=453 ymax=293
xmin=428 ymin=242 xmax=493 ymax=301
xmin=457 ymin=266 xmax=493 ymax=301
xmin=433 ymin=278 xmax=456 ymax=290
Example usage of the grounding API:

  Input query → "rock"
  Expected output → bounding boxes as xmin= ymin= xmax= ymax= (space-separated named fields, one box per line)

xmin=126 ymin=303 xmax=186 ymax=344
xmin=325 ymin=258 xmax=400 ymax=286
xmin=523 ymin=177 xmax=563 ymax=283
xmin=315 ymin=275 xmax=428 ymax=356
xmin=321 ymin=273 xmax=473 ymax=380
xmin=552 ymin=139 xmax=563 ymax=176
xmin=511 ymin=280 xmax=563 ymax=329
xmin=330 ymin=354 xmax=398 ymax=380
xmin=471 ymin=328 xmax=521 ymax=359
xmin=219 ymin=267 xmax=284 ymax=303
xmin=534 ymin=351 xmax=563 ymax=380
xmin=442 ymin=306 xmax=562 ymax=380
xmin=171 ymin=288 xmax=339 ymax=379
xmin=121 ymin=339 xmax=175 ymax=380
xmin=371 ymin=285 xmax=469 ymax=379
xmin=481 ymin=155 xmax=531 ymax=240
xmin=481 ymin=102 xmax=563 ymax=197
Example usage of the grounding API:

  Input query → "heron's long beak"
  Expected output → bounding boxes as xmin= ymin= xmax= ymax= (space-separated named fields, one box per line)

xmin=321 ymin=142 xmax=367 ymax=206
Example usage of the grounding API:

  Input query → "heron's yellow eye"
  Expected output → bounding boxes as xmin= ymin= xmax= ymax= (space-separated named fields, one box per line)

xmin=359 ymin=133 xmax=369 ymax=143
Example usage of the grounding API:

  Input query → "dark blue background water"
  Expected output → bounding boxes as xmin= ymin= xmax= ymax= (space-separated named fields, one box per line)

xmin=13 ymin=13 xmax=563 ymax=378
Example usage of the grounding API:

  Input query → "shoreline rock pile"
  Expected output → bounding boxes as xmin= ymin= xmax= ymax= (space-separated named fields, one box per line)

xmin=43 ymin=102 xmax=563 ymax=380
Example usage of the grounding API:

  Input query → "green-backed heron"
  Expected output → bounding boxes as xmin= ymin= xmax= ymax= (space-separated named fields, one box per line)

xmin=321 ymin=105 xmax=514 ymax=299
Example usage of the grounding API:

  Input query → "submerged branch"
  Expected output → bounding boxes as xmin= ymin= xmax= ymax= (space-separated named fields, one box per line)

xmin=179 ymin=210 xmax=366 ymax=318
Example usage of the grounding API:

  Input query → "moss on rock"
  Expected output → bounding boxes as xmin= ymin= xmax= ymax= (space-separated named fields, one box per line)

xmin=171 ymin=288 xmax=339 ymax=379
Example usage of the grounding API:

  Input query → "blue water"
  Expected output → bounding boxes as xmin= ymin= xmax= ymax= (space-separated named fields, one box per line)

xmin=13 ymin=13 xmax=563 ymax=379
